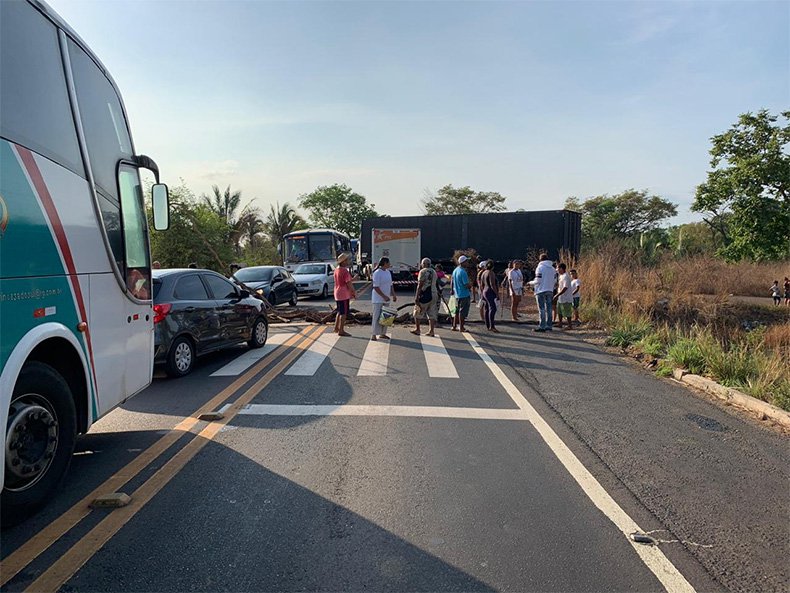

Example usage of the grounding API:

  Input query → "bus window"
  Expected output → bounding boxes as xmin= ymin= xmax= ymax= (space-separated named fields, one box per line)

xmin=67 ymin=38 xmax=133 ymax=202
xmin=96 ymin=194 xmax=124 ymax=271
xmin=118 ymin=165 xmax=150 ymax=299
xmin=309 ymin=234 xmax=333 ymax=261
xmin=0 ymin=1 xmax=83 ymax=174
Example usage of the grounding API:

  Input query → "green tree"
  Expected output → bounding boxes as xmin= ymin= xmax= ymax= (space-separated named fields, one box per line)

xmin=666 ymin=221 xmax=723 ymax=256
xmin=692 ymin=110 xmax=790 ymax=261
xmin=298 ymin=184 xmax=378 ymax=237
xmin=231 ymin=204 xmax=266 ymax=255
xmin=262 ymin=202 xmax=307 ymax=248
xmin=200 ymin=184 xmax=265 ymax=256
xmin=565 ymin=189 xmax=677 ymax=248
xmin=421 ymin=184 xmax=507 ymax=215
xmin=149 ymin=183 xmax=235 ymax=273
xmin=201 ymin=184 xmax=242 ymax=224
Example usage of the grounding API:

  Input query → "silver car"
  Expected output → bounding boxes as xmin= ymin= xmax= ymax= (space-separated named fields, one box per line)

xmin=292 ymin=263 xmax=335 ymax=298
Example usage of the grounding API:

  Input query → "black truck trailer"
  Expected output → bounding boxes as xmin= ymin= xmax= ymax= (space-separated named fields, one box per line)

xmin=360 ymin=209 xmax=581 ymax=274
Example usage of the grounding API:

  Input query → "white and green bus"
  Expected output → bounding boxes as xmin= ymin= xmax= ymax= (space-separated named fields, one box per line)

xmin=0 ymin=0 xmax=169 ymax=523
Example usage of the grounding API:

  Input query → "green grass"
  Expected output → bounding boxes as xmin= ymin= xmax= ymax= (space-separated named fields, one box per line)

xmin=605 ymin=318 xmax=652 ymax=348
xmin=589 ymin=305 xmax=790 ymax=412
xmin=666 ymin=338 xmax=707 ymax=375
xmin=655 ymin=362 xmax=673 ymax=378
xmin=637 ymin=331 xmax=667 ymax=358
xmin=701 ymin=341 xmax=756 ymax=390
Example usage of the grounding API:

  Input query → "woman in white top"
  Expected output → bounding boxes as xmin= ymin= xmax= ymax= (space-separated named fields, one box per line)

xmin=371 ymin=257 xmax=396 ymax=340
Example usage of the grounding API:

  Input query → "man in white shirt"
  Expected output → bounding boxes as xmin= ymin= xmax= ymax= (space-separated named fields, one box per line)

xmin=508 ymin=260 xmax=524 ymax=321
xmin=528 ymin=253 xmax=557 ymax=332
xmin=554 ymin=263 xmax=574 ymax=330
xmin=371 ymin=257 xmax=396 ymax=340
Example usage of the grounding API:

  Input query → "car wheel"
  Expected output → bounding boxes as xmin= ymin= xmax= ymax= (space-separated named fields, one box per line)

xmin=289 ymin=290 xmax=298 ymax=307
xmin=321 ymin=284 xmax=328 ymax=299
xmin=166 ymin=336 xmax=195 ymax=378
xmin=2 ymin=361 xmax=77 ymax=527
xmin=248 ymin=317 xmax=268 ymax=348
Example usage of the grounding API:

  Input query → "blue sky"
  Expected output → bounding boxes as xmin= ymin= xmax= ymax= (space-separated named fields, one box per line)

xmin=50 ymin=0 xmax=789 ymax=224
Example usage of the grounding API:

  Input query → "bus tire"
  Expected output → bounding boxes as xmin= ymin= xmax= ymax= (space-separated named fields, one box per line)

xmin=165 ymin=336 xmax=195 ymax=378
xmin=248 ymin=317 xmax=268 ymax=349
xmin=2 ymin=361 xmax=77 ymax=527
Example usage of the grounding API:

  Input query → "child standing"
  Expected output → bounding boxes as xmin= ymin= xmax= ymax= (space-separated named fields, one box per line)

xmin=554 ymin=263 xmax=573 ymax=330
xmin=784 ymin=277 xmax=790 ymax=307
xmin=770 ymin=280 xmax=781 ymax=305
xmin=570 ymin=268 xmax=581 ymax=324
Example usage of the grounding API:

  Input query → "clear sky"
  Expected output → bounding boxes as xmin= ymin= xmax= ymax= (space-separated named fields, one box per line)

xmin=49 ymin=0 xmax=789 ymax=223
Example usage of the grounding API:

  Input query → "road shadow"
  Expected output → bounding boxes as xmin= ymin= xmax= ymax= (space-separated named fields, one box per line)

xmin=7 ymin=437 xmax=499 ymax=593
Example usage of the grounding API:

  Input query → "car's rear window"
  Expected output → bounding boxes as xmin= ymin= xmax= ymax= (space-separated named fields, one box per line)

xmin=153 ymin=278 xmax=162 ymax=300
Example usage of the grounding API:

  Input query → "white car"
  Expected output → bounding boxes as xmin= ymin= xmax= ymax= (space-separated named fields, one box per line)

xmin=292 ymin=263 xmax=335 ymax=298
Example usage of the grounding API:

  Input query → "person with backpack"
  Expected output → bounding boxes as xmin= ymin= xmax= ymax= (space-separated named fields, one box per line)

xmin=411 ymin=257 xmax=439 ymax=337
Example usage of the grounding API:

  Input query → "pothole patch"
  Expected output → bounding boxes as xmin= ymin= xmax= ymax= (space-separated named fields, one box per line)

xmin=685 ymin=413 xmax=728 ymax=432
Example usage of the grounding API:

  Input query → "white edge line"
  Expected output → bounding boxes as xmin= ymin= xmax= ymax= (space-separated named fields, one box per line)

xmin=462 ymin=332 xmax=696 ymax=593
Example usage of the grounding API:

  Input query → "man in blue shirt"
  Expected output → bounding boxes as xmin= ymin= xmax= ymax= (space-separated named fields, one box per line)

xmin=451 ymin=255 xmax=472 ymax=332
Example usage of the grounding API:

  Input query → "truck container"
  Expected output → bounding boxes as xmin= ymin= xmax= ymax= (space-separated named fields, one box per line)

xmin=370 ymin=228 xmax=422 ymax=280
xmin=361 ymin=210 xmax=581 ymax=277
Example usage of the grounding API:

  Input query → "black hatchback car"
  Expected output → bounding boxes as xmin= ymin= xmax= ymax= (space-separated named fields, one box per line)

xmin=153 ymin=269 xmax=269 ymax=377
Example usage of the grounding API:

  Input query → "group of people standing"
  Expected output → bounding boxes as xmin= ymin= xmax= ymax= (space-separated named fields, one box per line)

xmin=340 ymin=251 xmax=584 ymax=341
xmin=450 ymin=253 xmax=582 ymax=333
xmin=404 ymin=253 xmax=583 ymax=335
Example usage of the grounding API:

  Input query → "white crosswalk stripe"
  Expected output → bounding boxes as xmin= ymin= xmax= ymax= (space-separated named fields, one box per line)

xmin=211 ymin=329 xmax=467 ymax=378
xmin=419 ymin=335 xmax=459 ymax=378
xmin=285 ymin=332 xmax=340 ymax=376
xmin=210 ymin=333 xmax=292 ymax=376
xmin=357 ymin=338 xmax=390 ymax=376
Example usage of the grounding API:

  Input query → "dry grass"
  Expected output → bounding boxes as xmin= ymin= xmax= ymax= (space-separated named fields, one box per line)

xmin=572 ymin=245 xmax=790 ymax=410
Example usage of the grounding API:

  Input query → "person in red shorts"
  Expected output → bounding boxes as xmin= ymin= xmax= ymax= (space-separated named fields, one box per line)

xmin=334 ymin=252 xmax=356 ymax=336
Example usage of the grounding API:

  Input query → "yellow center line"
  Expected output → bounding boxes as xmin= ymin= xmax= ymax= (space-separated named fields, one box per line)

xmin=25 ymin=325 xmax=325 ymax=593
xmin=0 ymin=325 xmax=315 ymax=587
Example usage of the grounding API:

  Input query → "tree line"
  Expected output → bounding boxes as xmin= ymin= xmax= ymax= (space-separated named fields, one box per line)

xmin=149 ymin=109 xmax=789 ymax=271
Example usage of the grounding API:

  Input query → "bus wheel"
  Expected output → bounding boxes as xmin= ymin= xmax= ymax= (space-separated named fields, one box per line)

xmin=248 ymin=317 xmax=268 ymax=349
xmin=2 ymin=361 xmax=77 ymax=527
xmin=166 ymin=336 xmax=195 ymax=378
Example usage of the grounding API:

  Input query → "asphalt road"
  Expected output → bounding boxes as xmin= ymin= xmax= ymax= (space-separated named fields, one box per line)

xmin=2 ymin=293 xmax=787 ymax=592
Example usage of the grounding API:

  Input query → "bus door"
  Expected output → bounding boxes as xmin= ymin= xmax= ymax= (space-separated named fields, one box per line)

xmin=67 ymin=39 xmax=154 ymax=409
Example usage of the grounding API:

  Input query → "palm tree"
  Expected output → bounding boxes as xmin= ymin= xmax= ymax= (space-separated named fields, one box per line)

xmin=236 ymin=204 xmax=265 ymax=249
xmin=263 ymin=202 xmax=307 ymax=248
xmin=201 ymin=185 xmax=242 ymax=225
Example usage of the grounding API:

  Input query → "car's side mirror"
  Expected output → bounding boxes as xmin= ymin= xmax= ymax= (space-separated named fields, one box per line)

xmin=238 ymin=289 xmax=250 ymax=299
xmin=152 ymin=184 xmax=169 ymax=230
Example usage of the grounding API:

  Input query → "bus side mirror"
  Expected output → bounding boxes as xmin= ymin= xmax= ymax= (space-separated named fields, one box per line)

xmin=152 ymin=184 xmax=169 ymax=231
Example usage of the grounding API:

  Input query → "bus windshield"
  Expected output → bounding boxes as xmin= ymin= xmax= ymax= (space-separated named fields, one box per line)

xmin=285 ymin=233 xmax=334 ymax=263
